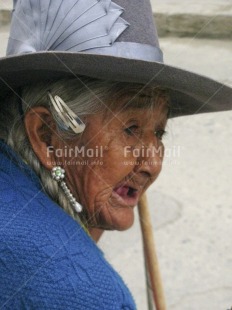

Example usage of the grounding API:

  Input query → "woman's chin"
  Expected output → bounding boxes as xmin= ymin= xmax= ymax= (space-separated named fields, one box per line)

xmin=111 ymin=211 xmax=135 ymax=231
xmin=98 ymin=205 xmax=135 ymax=231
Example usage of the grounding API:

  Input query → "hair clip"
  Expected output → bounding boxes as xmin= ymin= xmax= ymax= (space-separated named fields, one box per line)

xmin=48 ymin=92 xmax=85 ymax=134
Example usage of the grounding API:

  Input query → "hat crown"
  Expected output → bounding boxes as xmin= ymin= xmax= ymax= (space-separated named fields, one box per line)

xmin=7 ymin=0 xmax=163 ymax=62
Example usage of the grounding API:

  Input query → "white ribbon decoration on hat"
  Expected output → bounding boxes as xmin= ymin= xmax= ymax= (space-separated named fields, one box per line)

xmin=7 ymin=0 xmax=129 ymax=55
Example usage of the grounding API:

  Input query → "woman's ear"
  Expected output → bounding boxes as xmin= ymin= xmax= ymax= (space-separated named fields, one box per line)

xmin=24 ymin=106 xmax=59 ymax=170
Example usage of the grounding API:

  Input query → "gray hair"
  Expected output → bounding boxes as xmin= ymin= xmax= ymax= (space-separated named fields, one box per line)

xmin=0 ymin=77 xmax=169 ymax=227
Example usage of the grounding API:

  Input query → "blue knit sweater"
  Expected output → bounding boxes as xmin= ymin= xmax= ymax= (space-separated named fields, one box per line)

xmin=0 ymin=141 xmax=136 ymax=309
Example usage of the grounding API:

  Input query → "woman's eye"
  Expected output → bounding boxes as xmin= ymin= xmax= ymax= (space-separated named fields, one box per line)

xmin=124 ymin=125 xmax=139 ymax=136
xmin=154 ymin=129 xmax=166 ymax=140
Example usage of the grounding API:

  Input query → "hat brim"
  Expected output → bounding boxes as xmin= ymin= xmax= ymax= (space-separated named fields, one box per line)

xmin=0 ymin=51 xmax=231 ymax=117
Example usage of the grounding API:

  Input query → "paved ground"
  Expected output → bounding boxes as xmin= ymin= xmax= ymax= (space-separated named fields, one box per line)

xmin=0 ymin=25 xmax=8 ymax=56
xmin=152 ymin=0 xmax=232 ymax=39
xmin=1 ymin=4 xmax=232 ymax=310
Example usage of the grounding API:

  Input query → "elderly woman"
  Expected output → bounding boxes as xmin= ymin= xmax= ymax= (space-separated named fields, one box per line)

xmin=0 ymin=77 xmax=168 ymax=308
xmin=0 ymin=0 xmax=231 ymax=309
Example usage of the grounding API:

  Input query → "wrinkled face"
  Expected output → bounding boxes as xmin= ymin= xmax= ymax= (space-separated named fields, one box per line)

xmin=59 ymin=98 xmax=168 ymax=231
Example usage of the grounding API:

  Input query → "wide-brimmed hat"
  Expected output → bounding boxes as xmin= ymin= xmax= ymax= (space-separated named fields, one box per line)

xmin=0 ymin=0 xmax=231 ymax=117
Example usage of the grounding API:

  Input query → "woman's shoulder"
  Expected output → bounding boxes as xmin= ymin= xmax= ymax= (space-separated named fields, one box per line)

xmin=0 ymin=153 xmax=102 ymax=273
xmin=0 ymin=187 xmax=136 ymax=309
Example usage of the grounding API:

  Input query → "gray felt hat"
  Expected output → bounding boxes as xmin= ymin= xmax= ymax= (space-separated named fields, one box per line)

xmin=0 ymin=0 xmax=232 ymax=117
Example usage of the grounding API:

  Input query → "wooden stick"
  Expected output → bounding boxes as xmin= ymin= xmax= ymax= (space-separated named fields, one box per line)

xmin=138 ymin=194 xmax=166 ymax=310
xmin=144 ymin=258 xmax=155 ymax=310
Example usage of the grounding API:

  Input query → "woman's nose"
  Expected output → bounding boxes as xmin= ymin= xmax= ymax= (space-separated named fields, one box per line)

xmin=134 ymin=137 xmax=164 ymax=178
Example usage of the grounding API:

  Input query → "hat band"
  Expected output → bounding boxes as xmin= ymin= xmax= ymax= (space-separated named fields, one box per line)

xmin=83 ymin=42 xmax=163 ymax=63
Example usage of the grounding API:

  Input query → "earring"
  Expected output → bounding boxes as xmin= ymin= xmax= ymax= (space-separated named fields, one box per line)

xmin=51 ymin=166 xmax=83 ymax=213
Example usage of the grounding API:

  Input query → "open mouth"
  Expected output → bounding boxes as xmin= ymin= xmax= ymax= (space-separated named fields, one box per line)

xmin=112 ymin=185 xmax=139 ymax=206
xmin=114 ymin=186 xmax=138 ymax=198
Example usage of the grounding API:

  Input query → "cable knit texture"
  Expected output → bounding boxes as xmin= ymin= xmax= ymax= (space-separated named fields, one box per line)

xmin=0 ymin=141 xmax=136 ymax=310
